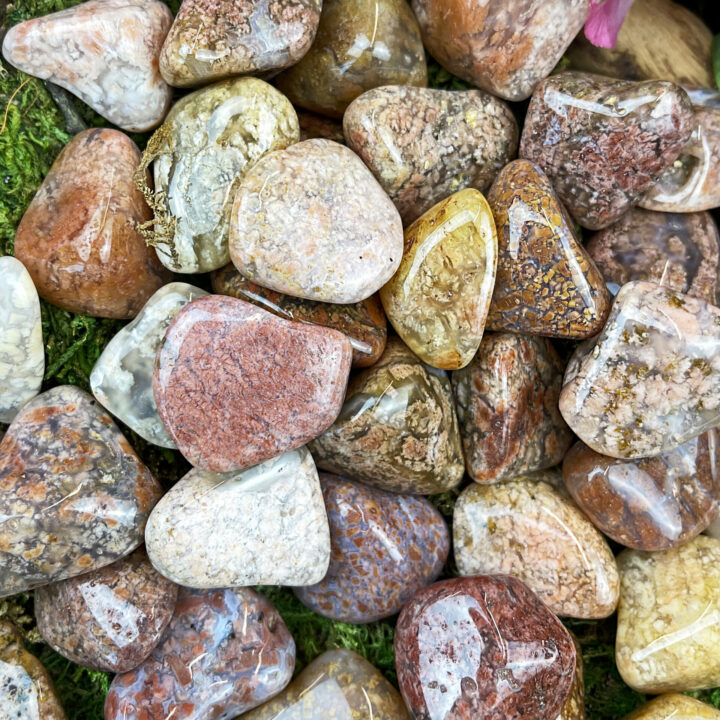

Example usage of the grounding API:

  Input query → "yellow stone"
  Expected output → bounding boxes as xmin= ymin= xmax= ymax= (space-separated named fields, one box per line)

xmin=622 ymin=694 xmax=720 ymax=720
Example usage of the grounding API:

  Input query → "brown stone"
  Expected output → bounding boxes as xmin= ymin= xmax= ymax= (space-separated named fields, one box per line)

xmin=297 ymin=111 xmax=345 ymax=143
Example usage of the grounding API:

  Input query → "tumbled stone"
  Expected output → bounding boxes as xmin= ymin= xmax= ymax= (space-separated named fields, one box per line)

xmin=520 ymin=72 xmax=696 ymax=230
xmin=35 ymin=548 xmax=178 ymax=673
xmin=2 ymin=0 xmax=171 ymax=132
xmin=344 ymin=86 xmax=518 ymax=224
xmin=294 ymin=473 xmax=449 ymax=623
xmin=559 ymin=281 xmax=720 ymax=459
xmin=452 ymin=333 xmax=572 ymax=483
xmin=412 ymin=0 xmax=589 ymax=102
xmin=160 ymin=0 xmax=321 ymax=87
xmin=622 ymin=694 xmax=720 ymax=720
xmin=0 ymin=386 xmax=161 ymax=598
xmin=14 ymin=128 xmax=171 ymax=318
xmin=395 ymin=576 xmax=576 ymax=720
xmin=154 ymin=295 xmax=352 ymax=472
xmin=298 ymin=111 xmax=345 ymax=143
xmin=211 ymin=263 xmax=386 ymax=367
xmin=486 ymin=159 xmax=611 ymax=338
xmin=105 ymin=587 xmax=294 ymax=719
xmin=559 ymin=635 xmax=586 ymax=720
xmin=310 ymin=337 xmax=465 ymax=494
xmin=274 ymin=0 xmax=427 ymax=118
xmin=0 ymin=256 xmax=43 ymax=423
xmin=230 ymin=139 xmax=403 ymax=303
xmin=148 ymin=77 xmax=299 ymax=274
xmin=146 ymin=448 xmax=330 ymax=587
xmin=616 ymin=535 xmax=720 ymax=692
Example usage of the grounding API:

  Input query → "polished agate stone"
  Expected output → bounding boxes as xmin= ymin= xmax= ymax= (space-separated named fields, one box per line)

xmin=394 ymin=576 xmax=577 ymax=720
xmin=622 ymin=694 xmax=720 ymax=720
xmin=294 ymin=473 xmax=449 ymax=623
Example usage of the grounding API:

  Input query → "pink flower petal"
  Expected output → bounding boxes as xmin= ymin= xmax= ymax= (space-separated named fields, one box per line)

xmin=584 ymin=0 xmax=635 ymax=49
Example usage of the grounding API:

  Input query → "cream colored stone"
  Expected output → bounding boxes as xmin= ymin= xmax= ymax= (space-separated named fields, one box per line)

xmin=622 ymin=693 xmax=720 ymax=720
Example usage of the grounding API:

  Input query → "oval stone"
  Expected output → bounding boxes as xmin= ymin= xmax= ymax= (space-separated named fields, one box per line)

xmin=622 ymin=694 xmax=720 ymax=720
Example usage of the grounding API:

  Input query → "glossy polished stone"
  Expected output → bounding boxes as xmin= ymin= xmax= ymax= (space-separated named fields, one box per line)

xmin=622 ymin=694 xmax=720 ymax=720
xmin=14 ymin=128 xmax=171 ymax=318
xmin=452 ymin=333 xmax=571 ymax=483
xmin=0 ymin=386 xmax=161 ymax=598
xmin=2 ymin=0 xmax=172 ymax=132
xmin=105 ymin=587 xmax=294 ymax=720
xmin=154 ymin=295 xmax=352 ymax=472
xmin=294 ymin=473 xmax=449 ymax=624
xmin=394 ymin=576 xmax=577 ymax=720
xmin=310 ymin=338 xmax=465 ymax=495
xmin=146 ymin=448 xmax=330 ymax=587
xmin=520 ymin=72 xmax=696 ymax=230
xmin=35 ymin=548 xmax=178 ymax=673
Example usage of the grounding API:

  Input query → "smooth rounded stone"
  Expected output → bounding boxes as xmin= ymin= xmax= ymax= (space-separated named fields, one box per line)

xmin=453 ymin=473 xmax=619 ymax=619
xmin=520 ymin=72 xmax=696 ymax=230
xmin=559 ymin=281 xmax=720 ymax=459
xmin=145 ymin=448 xmax=330 ymax=588
xmin=154 ymin=295 xmax=352 ymax=472
xmin=274 ymin=0 xmax=427 ymax=118
xmin=616 ymin=535 xmax=720 ymax=693
xmin=621 ymin=694 xmax=720 ymax=720
xmin=104 ymin=587 xmax=295 ymax=720
xmin=394 ymin=576 xmax=577 ymax=720
xmin=0 ymin=256 xmax=43 ymax=423
xmin=91 ymin=283 xmax=208 ymax=448
xmin=344 ymin=86 xmax=518 ymax=225
xmin=1 ymin=0 xmax=172 ymax=132
xmin=412 ymin=0 xmax=589 ymax=102
xmin=14 ymin=128 xmax=171 ymax=318
xmin=0 ymin=386 xmax=161 ymax=598
xmin=230 ymin=139 xmax=403 ymax=304
xmin=452 ymin=333 xmax=572 ymax=484
xmin=294 ymin=473 xmax=449 ymax=624
xmin=34 ymin=548 xmax=178 ymax=673
xmin=211 ymin=263 xmax=386 ymax=367
xmin=309 ymin=337 xmax=465 ymax=495
xmin=148 ymin=77 xmax=299 ymax=274
xmin=486 ymin=159 xmax=611 ymax=338
xmin=298 ymin=111 xmax=345 ymax=143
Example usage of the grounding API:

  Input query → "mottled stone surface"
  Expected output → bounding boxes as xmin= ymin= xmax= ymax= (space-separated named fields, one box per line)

xmin=230 ymin=138 xmax=403 ymax=303
xmin=105 ymin=587 xmax=294 ymax=720
xmin=622 ymin=694 xmax=720 ymax=720
xmin=395 ymin=576 xmax=577 ymax=720
xmin=211 ymin=263 xmax=386 ymax=367
xmin=310 ymin=338 xmax=465 ymax=495
xmin=412 ymin=0 xmax=589 ymax=101
xmin=146 ymin=448 xmax=330 ymax=587
xmin=35 ymin=548 xmax=178 ymax=673
xmin=344 ymin=86 xmax=518 ymax=224
xmin=154 ymin=295 xmax=352 ymax=472
xmin=2 ymin=0 xmax=172 ymax=131
xmin=298 ymin=111 xmax=345 ymax=143
xmin=520 ymin=72 xmax=696 ymax=230
xmin=294 ymin=473 xmax=449 ymax=624
xmin=559 ymin=281 xmax=720 ymax=459
xmin=452 ymin=333 xmax=571 ymax=484
xmin=0 ymin=386 xmax=161 ymax=598
xmin=14 ymin=129 xmax=171 ymax=318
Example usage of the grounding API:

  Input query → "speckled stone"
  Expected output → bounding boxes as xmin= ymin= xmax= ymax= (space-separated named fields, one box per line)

xmin=0 ymin=256 xmax=43 ymax=423
xmin=230 ymin=138 xmax=403 ymax=304
xmin=0 ymin=386 xmax=161 ymax=598
xmin=211 ymin=263 xmax=386 ymax=367
xmin=154 ymin=295 xmax=352 ymax=472
xmin=394 ymin=576 xmax=577 ymax=720
xmin=485 ymin=159 xmax=611 ymax=338
xmin=159 ymin=0 xmax=321 ymax=87
xmin=520 ymin=72 xmax=696 ymax=230
xmin=622 ymin=694 xmax=720 ymax=720
xmin=2 ymin=0 xmax=172 ymax=132
xmin=145 ymin=448 xmax=330 ymax=587
xmin=559 ymin=281 xmax=720 ymax=459
xmin=309 ymin=337 xmax=465 ymax=495
xmin=274 ymin=0 xmax=427 ymax=118
xmin=452 ymin=333 xmax=572 ymax=484
xmin=298 ymin=111 xmax=345 ymax=143
xmin=294 ymin=473 xmax=449 ymax=624
xmin=412 ymin=0 xmax=589 ymax=102
xmin=104 ymin=587 xmax=294 ymax=720
xmin=14 ymin=128 xmax=171 ymax=318
xmin=344 ymin=86 xmax=518 ymax=224
xmin=35 ymin=548 xmax=178 ymax=673
xmin=616 ymin=535 xmax=720 ymax=693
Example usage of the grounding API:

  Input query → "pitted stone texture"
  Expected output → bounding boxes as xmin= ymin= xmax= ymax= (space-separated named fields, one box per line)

xmin=622 ymin=694 xmax=720 ymax=720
